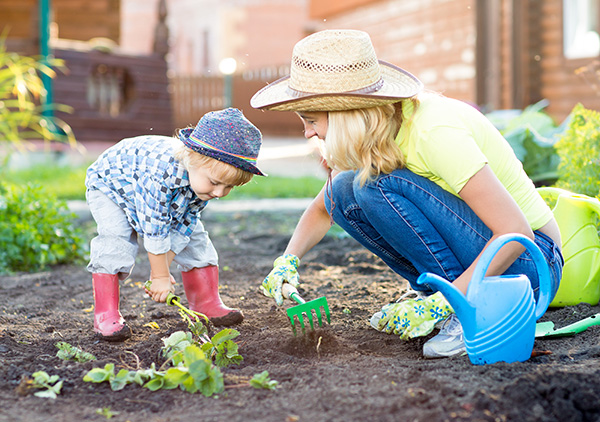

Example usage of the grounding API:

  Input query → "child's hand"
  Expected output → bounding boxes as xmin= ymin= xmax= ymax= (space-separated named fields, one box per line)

xmin=145 ymin=274 xmax=176 ymax=303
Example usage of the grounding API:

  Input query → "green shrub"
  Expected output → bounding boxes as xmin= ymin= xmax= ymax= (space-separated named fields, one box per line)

xmin=485 ymin=100 xmax=568 ymax=185
xmin=554 ymin=103 xmax=600 ymax=198
xmin=0 ymin=182 xmax=86 ymax=274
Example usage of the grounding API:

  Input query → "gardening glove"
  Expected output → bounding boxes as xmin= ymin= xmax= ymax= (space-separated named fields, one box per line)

xmin=375 ymin=291 xmax=453 ymax=340
xmin=260 ymin=254 xmax=300 ymax=306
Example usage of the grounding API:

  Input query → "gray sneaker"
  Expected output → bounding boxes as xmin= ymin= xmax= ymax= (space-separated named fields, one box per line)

xmin=423 ymin=313 xmax=466 ymax=358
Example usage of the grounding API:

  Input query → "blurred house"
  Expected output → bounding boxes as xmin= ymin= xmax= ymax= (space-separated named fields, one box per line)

xmin=1 ymin=0 xmax=597 ymax=143
xmin=1 ymin=0 xmax=174 ymax=142
xmin=306 ymin=0 xmax=600 ymax=121
xmin=168 ymin=0 xmax=600 ymax=130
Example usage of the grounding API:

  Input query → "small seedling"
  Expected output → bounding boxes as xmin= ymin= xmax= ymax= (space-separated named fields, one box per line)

xmin=96 ymin=407 xmax=119 ymax=419
xmin=249 ymin=371 xmax=278 ymax=390
xmin=55 ymin=341 xmax=96 ymax=362
xmin=30 ymin=371 xmax=63 ymax=399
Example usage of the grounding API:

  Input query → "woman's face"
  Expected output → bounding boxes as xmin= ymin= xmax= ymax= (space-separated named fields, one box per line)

xmin=297 ymin=111 xmax=328 ymax=140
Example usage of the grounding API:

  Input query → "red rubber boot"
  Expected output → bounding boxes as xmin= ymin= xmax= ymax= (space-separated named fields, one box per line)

xmin=181 ymin=266 xmax=244 ymax=326
xmin=92 ymin=273 xmax=131 ymax=341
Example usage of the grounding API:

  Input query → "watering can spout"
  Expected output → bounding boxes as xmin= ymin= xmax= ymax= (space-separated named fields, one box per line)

xmin=415 ymin=273 xmax=476 ymax=336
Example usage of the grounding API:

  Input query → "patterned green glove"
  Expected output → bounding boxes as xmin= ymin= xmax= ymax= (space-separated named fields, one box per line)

xmin=375 ymin=291 xmax=453 ymax=339
xmin=260 ymin=254 xmax=300 ymax=306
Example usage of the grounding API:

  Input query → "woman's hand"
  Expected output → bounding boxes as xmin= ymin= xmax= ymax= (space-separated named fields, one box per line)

xmin=374 ymin=292 xmax=453 ymax=339
xmin=260 ymin=254 xmax=300 ymax=306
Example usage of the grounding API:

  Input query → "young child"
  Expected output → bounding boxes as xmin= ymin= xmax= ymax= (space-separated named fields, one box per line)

xmin=85 ymin=108 xmax=265 ymax=341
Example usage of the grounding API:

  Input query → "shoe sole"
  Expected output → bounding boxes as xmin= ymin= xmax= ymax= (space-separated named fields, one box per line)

xmin=423 ymin=348 xmax=467 ymax=359
xmin=95 ymin=324 xmax=132 ymax=342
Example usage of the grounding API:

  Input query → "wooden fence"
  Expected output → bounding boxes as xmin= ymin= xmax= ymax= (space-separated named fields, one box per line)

xmin=53 ymin=47 xmax=174 ymax=142
xmin=170 ymin=67 xmax=303 ymax=136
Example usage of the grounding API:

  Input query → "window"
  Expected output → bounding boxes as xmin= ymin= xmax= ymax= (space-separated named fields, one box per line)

xmin=564 ymin=0 xmax=600 ymax=59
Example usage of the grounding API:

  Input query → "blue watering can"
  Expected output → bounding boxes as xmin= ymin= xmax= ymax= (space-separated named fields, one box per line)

xmin=415 ymin=234 xmax=552 ymax=365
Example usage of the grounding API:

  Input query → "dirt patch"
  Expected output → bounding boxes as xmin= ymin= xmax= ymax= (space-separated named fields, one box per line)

xmin=1 ymin=209 xmax=600 ymax=422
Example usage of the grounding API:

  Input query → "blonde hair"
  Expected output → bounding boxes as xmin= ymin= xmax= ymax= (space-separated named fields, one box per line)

xmin=324 ymin=97 xmax=419 ymax=185
xmin=173 ymin=143 xmax=254 ymax=186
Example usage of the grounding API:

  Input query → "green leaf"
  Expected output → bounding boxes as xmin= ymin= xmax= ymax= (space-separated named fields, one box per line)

xmin=109 ymin=369 xmax=133 ymax=391
xmin=210 ymin=328 xmax=240 ymax=346
xmin=213 ymin=340 xmax=243 ymax=367
xmin=182 ymin=344 xmax=206 ymax=366
xmin=34 ymin=389 xmax=58 ymax=399
xmin=163 ymin=367 xmax=189 ymax=389
xmin=250 ymin=371 xmax=278 ymax=390
xmin=83 ymin=364 xmax=115 ymax=383
xmin=144 ymin=377 xmax=165 ymax=392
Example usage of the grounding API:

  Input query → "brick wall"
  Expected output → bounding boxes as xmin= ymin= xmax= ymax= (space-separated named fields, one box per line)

xmin=538 ymin=0 xmax=600 ymax=121
xmin=309 ymin=0 xmax=477 ymax=104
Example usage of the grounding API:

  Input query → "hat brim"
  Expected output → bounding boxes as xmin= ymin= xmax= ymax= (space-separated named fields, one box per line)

xmin=179 ymin=128 xmax=266 ymax=176
xmin=250 ymin=61 xmax=423 ymax=112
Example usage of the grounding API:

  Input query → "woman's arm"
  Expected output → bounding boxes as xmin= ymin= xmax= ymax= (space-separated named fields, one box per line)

xmin=283 ymin=179 xmax=334 ymax=259
xmin=453 ymin=164 xmax=533 ymax=294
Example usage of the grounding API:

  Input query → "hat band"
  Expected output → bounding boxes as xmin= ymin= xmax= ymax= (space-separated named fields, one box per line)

xmin=188 ymin=134 xmax=258 ymax=164
xmin=286 ymin=77 xmax=384 ymax=98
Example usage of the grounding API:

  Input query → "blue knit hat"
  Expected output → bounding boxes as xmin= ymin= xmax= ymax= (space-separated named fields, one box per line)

xmin=178 ymin=108 xmax=266 ymax=176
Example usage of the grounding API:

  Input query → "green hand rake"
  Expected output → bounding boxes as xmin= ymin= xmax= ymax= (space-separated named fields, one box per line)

xmin=282 ymin=283 xmax=330 ymax=336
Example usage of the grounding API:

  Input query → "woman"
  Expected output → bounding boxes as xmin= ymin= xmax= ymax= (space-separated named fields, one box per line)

xmin=251 ymin=29 xmax=563 ymax=358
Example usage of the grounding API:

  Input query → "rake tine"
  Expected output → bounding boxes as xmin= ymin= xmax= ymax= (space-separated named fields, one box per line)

xmin=299 ymin=315 xmax=306 ymax=333
xmin=315 ymin=309 xmax=323 ymax=327
xmin=282 ymin=283 xmax=330 ymax=336
xmin=307 ymin=312 xmax=315 ymax=330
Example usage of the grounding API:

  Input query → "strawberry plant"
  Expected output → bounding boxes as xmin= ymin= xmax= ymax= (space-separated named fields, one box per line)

xmin=29 ymin=371 xmax=63 ymax=399
xmin=55 ymin=341 xmax=96 ymax=363
xmin=250 ymin=371 xmax=278 ymax=390
xmin=84 ymin=328 xmax=244 ymax=397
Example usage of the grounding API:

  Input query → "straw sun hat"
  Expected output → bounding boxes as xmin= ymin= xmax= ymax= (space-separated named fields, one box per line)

xmin=250 ymin=29 xmax=423 ymax=112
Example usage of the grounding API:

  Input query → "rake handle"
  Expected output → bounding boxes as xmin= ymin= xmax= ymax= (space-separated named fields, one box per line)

xmin=282 ymin=283 xmax=305 ymax=305
xmin=144 ymin=280 xmax=181 ymax=306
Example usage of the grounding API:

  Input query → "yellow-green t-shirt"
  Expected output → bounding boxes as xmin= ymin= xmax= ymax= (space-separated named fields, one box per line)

xmin=395 ymin=93 xmax=553 ymax=230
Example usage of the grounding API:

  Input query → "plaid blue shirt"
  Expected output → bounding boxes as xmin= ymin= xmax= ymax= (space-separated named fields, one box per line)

xmin=85 ymin=135 xmax=207 ymax=254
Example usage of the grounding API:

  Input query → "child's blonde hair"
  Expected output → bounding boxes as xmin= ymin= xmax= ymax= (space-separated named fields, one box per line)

xmin=324 ymin=97 xmax=419 ymax=185
xmin=173 ymin=143 xmax=254 ymax=186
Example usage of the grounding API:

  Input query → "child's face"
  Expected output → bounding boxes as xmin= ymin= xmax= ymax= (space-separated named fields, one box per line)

xmin=187 ymin=165 xmax=235 ymax=201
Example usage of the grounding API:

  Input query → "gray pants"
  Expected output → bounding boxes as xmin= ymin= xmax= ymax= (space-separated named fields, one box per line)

xmin=86 ymin=189 xmax=218 ymax=277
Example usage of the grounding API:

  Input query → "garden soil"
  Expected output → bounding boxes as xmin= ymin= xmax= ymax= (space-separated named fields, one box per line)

xmin=1 ymin=208 xmax=600 ymax=422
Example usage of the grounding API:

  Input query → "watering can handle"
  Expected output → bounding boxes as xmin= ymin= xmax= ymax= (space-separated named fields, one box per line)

xmin=538 ymin=186 xmax=600 ymax=220
xmin=470 ymin=234 xmax=552 ymax=320
xmin=536 ymin=186 xmax=572 ymax=203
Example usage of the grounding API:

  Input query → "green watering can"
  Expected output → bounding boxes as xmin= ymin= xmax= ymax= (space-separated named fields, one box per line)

xmin=537 ymin=187 xmax=600 ymax=307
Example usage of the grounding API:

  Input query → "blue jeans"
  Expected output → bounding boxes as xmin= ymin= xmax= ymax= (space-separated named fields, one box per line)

xmin=324 ymin=169 xmax=563 ymax=301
